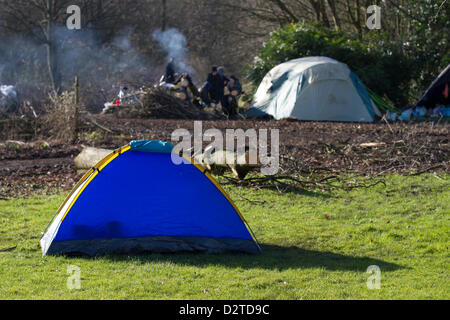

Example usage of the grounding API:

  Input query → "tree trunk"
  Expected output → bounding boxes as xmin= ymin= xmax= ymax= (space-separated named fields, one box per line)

xmin=355 ymin=0 xmax=363 ymax=38
xmin=73 ymin=76 xmax=79 ymax=142
xmin=346 ymin=0 xmax=363 ymax=38
xmin=320 ymin=0 xmax=331 ymax=28
xmin=162 ymin=0 xmax=167 ymax=30
xmin=326 ymin=0 xmax=341 ymax=30
xmin=309 ymin=0 xmax=321 ymax=21
xmin=269 ymin=0 xmax=298 ymax=22
xmin=46 ymin=23 xmax=61 ymax=95
xmin=45 ymin=0 xmax=61 ymax=95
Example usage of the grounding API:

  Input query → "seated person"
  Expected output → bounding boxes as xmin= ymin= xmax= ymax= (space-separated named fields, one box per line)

xmin=221 ymin=76 xmax=242 ymax=116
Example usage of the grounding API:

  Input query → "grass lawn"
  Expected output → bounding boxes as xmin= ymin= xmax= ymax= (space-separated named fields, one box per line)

xmin=0 ymin=174 xmax=448 ymax=300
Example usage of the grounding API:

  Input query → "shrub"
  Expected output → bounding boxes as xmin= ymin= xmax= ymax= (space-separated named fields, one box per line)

xmin=245 ymin=22 xmax=415 ymax=107
xmin=44 ymin=91 xmax=79 ymax=141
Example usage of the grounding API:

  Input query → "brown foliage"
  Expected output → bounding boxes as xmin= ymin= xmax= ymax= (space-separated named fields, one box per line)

xmin=44 ymin=91 xmax=79 ymax=141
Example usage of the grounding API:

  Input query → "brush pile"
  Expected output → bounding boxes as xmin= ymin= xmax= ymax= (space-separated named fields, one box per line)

xmin=104 ymin=87 xmax=224 ymax=120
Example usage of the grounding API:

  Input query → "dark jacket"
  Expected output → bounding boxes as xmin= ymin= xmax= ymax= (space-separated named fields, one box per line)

xmin=228 ymin=79 xmax=242 ymax=95
xmin=207 ymin=73 xmax=223 ymax=102
xmin=165 ymin=62 xmax=176 ymax=83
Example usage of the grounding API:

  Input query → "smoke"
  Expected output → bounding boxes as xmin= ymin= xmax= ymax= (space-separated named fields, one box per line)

xmin=56 ymin=27 xmax=152 ymax=82
xmin=152 ymin=28 xmax=195 ymax=75
xmin=0 ymin=64 xmax=4 ymax=82
xmin=0 ymin=25 xmax=196 ymax=109
xmin=112 ymin=31 xmax=133 ymax=51
xmin=56 ymin=26 xmax=154 ymax=85
xmin=0 ymin=35 xmax=49 ymax=96
xmin=0 ymin=26 xmax=156 ymax=110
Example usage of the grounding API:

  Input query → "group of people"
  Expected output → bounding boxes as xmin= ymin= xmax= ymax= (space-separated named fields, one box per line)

xmin=202 ymin=66 xmax=242 ymax=116
xmin=164 ymin=58 xmax=243 ymax=117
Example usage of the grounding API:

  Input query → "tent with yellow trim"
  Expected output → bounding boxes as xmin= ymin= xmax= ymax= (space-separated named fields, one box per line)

xmin=40 ymin=140 xmax=261 ymax=256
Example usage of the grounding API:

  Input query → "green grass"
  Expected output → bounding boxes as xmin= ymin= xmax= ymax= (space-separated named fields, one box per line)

xmin=0 ymin=174 xmax=448 ymax=300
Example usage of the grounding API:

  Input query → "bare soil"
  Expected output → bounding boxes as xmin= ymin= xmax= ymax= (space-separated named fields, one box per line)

xmin=1 ymin=115 xmax=448 ymax=198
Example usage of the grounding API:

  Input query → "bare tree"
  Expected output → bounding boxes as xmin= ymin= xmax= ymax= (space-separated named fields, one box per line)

xmin=0 ymin=1 xmax=74 ymax=93
xmin=0 ymin=0 xmax=132 ymax=94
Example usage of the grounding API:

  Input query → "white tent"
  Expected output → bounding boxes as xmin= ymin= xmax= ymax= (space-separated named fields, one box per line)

xmin=247 ymin=57 xmax=380 ymax=122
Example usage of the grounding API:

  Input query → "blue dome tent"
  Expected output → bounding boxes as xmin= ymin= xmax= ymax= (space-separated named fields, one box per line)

xmin=40 ymin=140 xmax=261 ymax=256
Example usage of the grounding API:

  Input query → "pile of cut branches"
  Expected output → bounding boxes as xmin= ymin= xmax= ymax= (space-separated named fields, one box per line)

xmin=105 ymin=87 xmax=224 ymax=120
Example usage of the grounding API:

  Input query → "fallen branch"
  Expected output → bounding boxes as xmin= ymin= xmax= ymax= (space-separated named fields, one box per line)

xmin=235 ymin=195 xmax=267 ymax=204
xmin=88 ymin=119 xmax=114 ymax=134
xmin=220 ymin=173 xmax=385 ymax=193
xmin=409 ymin=165 xmax=444 ymax=176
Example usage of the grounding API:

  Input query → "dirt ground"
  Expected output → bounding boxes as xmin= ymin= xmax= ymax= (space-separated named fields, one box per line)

xmin=1 ymin=116 xmax=448 ymax=198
